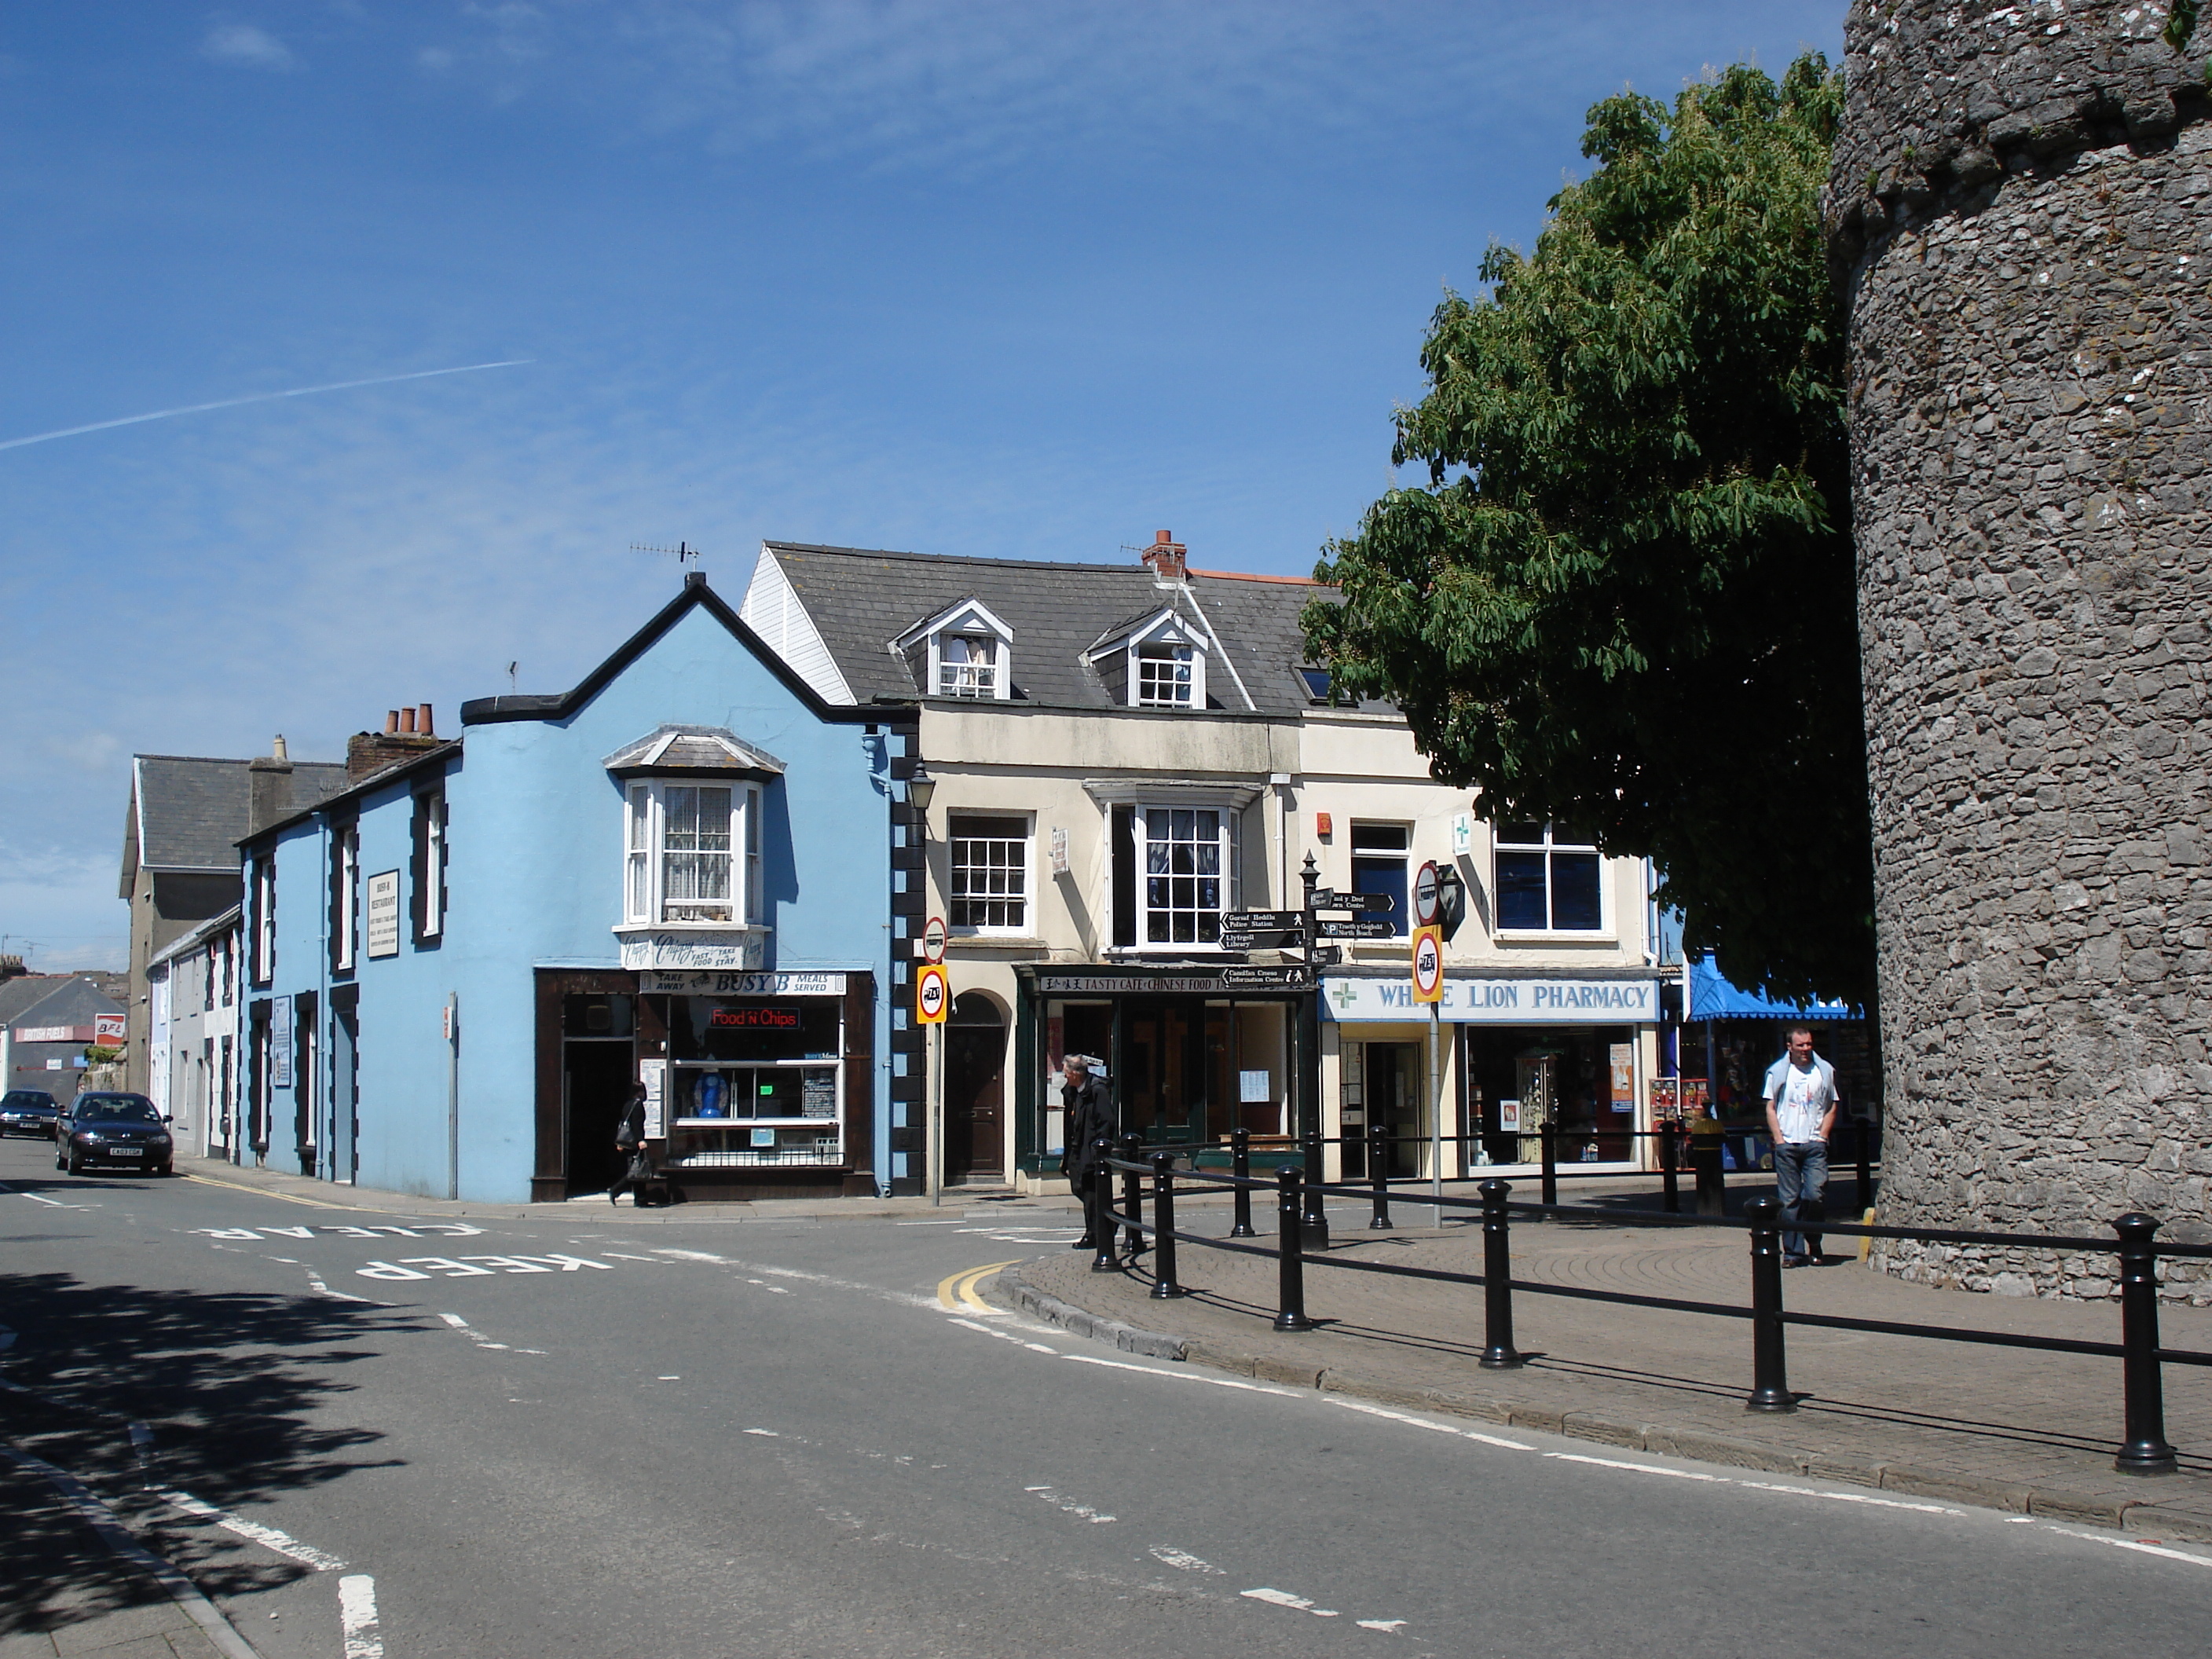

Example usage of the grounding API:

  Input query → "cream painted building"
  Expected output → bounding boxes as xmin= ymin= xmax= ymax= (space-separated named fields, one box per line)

xmin=743 ymin=535 xmax=1661 ymax=1196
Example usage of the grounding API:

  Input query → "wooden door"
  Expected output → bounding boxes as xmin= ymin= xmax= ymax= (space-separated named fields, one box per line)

xmin=946 ymin=994 xmax=1005 ymax=1182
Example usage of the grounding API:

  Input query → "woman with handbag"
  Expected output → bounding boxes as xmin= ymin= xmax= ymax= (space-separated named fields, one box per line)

xmin=608 ymin=1083 xmax=653 ymax=1207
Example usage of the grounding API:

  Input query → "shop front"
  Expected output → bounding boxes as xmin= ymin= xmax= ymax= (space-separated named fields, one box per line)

xmin=532 ymin=967 xmax=876 ymax=1202
xmin=1010 ymin=962 xmax=1316 ymax=1189
xmin=1678 ymin=955 xmax=1875 ymax=1173
xmin=1321 ymin=969 xmax=1661 ymax=1180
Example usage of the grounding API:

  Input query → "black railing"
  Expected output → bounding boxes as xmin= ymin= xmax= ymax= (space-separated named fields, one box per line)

xmin=1086 ymin=1138 xmax=2210 ymax=1477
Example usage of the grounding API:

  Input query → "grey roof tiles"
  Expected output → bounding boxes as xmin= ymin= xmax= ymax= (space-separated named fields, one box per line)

xmin=131 ymin=756 xmax=349 ymax=871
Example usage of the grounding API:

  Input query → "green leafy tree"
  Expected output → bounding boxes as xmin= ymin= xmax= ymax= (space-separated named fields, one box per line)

xmin=1306 ymin=56 xmax=1870 ymax=1005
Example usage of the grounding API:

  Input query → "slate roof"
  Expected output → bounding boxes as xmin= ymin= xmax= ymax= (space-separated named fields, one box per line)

xmin=130 ymin=756 xmax=350 ymax=873
xmin=0 ymin=976 xmax=123 ymax=1031
xmin=0 ymin=977 xmax=70 ymax=1027
xmin=759 ymin=541 xmax=1341 ymax=715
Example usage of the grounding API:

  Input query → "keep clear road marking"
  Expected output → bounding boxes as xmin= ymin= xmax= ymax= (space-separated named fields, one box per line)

xmin=936 ymin=1261 xmax=1020 ymax=1315
xmin=339 ymin=1574 xmax=383 ymax=1659
xmin=356 ymin=1254 xmax=612 ymax=1280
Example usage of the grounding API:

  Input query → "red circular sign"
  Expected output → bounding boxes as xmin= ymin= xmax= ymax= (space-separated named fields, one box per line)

xmin=1412 ymin=928 xmax=1444 ymax=1000
xmin=922 ymin=915 xmax=947 ymax=965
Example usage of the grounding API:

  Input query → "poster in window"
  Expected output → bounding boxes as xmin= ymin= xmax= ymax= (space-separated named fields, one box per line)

xmin=1609 ymin=1042 xmax=1635 ymax=1114
xmin=365 ymin=871 xmax=401 ymax=958
xmin=1497 ymin=1097 xmax=1522 ymax=1134
xmin=640 ymin=1059 xmax=667 ymax=1137
xmin=271 ymin=996 xmax=293 ymax=1087
xmin=801 ymin=1068 xmax=837 ymax=1118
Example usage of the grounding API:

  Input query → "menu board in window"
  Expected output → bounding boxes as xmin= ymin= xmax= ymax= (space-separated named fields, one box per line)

xmin=801 ymin=1068 xmax=837 ymax=1119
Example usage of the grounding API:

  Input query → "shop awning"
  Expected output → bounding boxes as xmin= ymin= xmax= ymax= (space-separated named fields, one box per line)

xmin=1686 ymin=955 xmax=1859 ymax=1022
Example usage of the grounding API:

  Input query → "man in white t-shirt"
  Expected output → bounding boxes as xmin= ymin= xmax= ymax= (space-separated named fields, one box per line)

xmin=1762 ymin=1026 xmax=1838 ymax=1265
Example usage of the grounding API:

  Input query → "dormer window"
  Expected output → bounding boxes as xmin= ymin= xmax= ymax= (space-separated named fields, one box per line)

xmin=939 ymin=633 xmax=1000 ymax=698
xmin=1135 ymin=641 xmax=1194 ymax=707
xmin=896 ymin=599 xmax=1015 ymax=702
xmin=1089 ymin=610 xmax=1208 ymax=710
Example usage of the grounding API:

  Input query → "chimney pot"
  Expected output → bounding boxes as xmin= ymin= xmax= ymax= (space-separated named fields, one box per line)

xmin=386 ymin=711 xmax=400 ymax=734
xmin=1141 ymin=529 xmax=1187 ymax=582
xmin=272 ymin=734 xmax=288 ymax=761
xmin=418 ymin=703 xmax=434 ymax=737
xmin=401 ymin=707 xmax=418 ymax=734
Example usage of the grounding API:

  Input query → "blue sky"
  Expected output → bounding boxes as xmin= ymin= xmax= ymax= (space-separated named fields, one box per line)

xmin=0 ymin=2 xmax=1844 ymax=970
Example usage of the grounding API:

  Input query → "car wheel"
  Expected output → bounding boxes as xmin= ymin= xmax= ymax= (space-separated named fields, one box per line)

xmin=154 ymin=1163 xmax=174 ymax=1178
xmin=55 ymin=1148 xmax=68 ymax=1170
xmin=65 ymin=1152 xmax=84 ymax=1176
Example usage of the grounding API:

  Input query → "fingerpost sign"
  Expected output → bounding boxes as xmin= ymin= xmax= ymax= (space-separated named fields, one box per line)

xmin=916 ymin=963 xmax=951 ymax=1023
xmin=1412 ymin=925 xmax=1444 ymax=1003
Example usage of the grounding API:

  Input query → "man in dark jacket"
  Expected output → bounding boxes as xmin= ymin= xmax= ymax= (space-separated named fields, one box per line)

xmin=1059 ymin=1055 xmax=1115 ymax=1251
xmin=607 ymin=1083 xmax=651 ymax=1207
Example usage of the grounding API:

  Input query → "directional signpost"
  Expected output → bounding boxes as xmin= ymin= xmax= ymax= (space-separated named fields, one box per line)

xmin=1316 ymin=917 xmax=1396 ymax=939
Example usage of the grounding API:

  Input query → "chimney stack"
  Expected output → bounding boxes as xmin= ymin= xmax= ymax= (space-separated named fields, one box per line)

xmin=1142 ymin=529 xmax=1187 ymax=584
xmin=348 ymin=700 xmax=446 ymax=782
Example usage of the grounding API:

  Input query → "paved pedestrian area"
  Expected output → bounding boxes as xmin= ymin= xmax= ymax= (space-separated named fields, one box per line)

xmin=1008 ymin=1207 xmax=2212 ymax=1540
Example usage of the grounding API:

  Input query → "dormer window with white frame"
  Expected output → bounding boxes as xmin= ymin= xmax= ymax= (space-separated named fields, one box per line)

xmin=1089 ymin=610 xmax=1208 ymax=711
xmin=895 ymin=599 xmax=1015 ymax=702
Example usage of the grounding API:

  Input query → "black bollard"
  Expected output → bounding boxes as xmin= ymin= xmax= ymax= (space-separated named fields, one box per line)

xmin=1660 ymin=1119 xmax=1680 ymax=1215
xmin=1229 ymin=1126 xmax=1256 ymax=1237
xmin=1540 ymin=1121 xmax=1558 ymax=1207
xmin=1150 ymin=1152 xmax=1185 ymax=1299
xmin=1090 ymin=1143 xmax=1118 ymax=1273
xmin=1744 ymin=1196 xmax=1794 ymax=1412
xmin=1478 ymin=1178 xmax=1523 ymax=1368
xmin=2113 ymin=1212 xmax=2178 ymax=1474
xmin=1273 ymin=1164 xmax=1313 ymax=1332
xmin=1302 ymin=1122 xmax=1331 ymax=1251
xmin=1120 ymin=1132 xmax=1145 ymax=1258
xmin=1368 ymin=1119 xmax=1394 ymax=1230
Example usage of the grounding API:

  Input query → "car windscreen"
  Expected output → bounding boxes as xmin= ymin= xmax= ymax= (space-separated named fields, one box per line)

xmin=75 ymin=1095 xmax=161 ymax=1122
xmin=2 ymin=1091 xmax=57 ymax=1109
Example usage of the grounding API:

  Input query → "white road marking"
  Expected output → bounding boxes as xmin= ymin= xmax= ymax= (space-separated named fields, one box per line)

xmin=1358 ymin=1618 xmax=1408 ymax=1632
xmin=1734 ymin=1481 xmax=1962 ymax=1515
xmin=157 ymin=1489 xmax=347 ymax=1571
xmin=646 ymin=1249 xmax=937 ymax=1309
xmin=1547 ymin=1452 xmax=1722 ymax=1481
xmin=437 ymin=1312 xmax=510 ymax=1352
xmin=1025 ymin=1485 xmax=1115 ymax=1524
xmin=1149 ymin=1546 xmax=1225 ymax=1574
xmin=742 ymin=1428 xmax=778 ymax=1436
xmin=339 ymin=1573 xmax=383 ymax=1659
xmin=1242 ymin=1588 xmax=1339 ymax=1616
xmin=1325 ymin=1397 xmax=1533 ymax=1451
xmin=304 ymin=1270 xmax=381 ymax=1306
xmin=1057 ymin=1352 xmax=1302 ymax=1397
xmin=2046 ymin=1526 xmax=2212 ymax=1567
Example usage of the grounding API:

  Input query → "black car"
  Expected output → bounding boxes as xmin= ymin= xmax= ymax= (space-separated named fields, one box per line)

xmin=1 ymin=1089 xmax=60 ymax=1138
xmin=55 ymin=1092 xmax=174 ymax=1176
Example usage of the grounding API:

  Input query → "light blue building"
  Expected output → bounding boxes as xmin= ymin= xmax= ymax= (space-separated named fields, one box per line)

xmin=237 ymin=574 xmax=905 ymax=1203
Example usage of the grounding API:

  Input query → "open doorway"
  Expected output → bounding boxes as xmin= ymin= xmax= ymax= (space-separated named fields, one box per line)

xmin=562 ymin=994 xmax=635 ymax=1196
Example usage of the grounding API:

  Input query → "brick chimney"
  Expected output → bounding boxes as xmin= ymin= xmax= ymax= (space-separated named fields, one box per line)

xmin=1142 ymin=529 xmax=1186 ymax=584
xmin=346 ymin=705 xmax=443 ymax=782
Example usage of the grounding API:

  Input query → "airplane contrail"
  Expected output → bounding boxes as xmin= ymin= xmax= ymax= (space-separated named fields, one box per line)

xmin=0 ymin=358 xmax=535 ymax=452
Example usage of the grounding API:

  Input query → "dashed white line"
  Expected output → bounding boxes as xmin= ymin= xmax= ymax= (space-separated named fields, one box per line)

xmin=1149 ymin=1545 xmax=1225 ymax=1574
xmin=2046 ymin=1527 xmax=2212 ymax=1568
xmin=1057 ymin=1352 xmax=1302 ymax=1396
xmin=339 ymin=1573 xmax=383 ymax=1659
xmin=1547 ymin=1452 xmax=1722 ymax=1481
xmin=157 ymin=1489 xmax=348 ymax=1571
xmin=1024 ymin=1485 xmax=1115 ymax=1524
xmin=1734 ymin=1480 xmax=1963 ymax=1516
xmin=1242 ymin=1588 xmax=1339 ymax=1616
xmin=1325 ymin=1397 xmax=1532 ymax=1451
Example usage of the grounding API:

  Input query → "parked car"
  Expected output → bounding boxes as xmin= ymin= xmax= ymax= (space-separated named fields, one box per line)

xmin=54 ymin=1092 xmax=174 ymax=1177
xmin=0 ymin=1089 xmax=60 ymax=1138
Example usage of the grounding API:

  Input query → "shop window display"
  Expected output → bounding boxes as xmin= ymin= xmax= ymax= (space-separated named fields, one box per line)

xmin=665 ymin=997 xmax=843 ymax=1167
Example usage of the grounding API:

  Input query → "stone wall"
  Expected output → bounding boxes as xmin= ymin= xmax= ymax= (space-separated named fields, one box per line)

xmin=1832 ymin=0 xmax=2212 ymax=1299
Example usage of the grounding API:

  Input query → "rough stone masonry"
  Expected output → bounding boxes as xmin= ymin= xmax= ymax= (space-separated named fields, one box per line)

xmin=1829 ymin=0 xmax=2212 ymax=1299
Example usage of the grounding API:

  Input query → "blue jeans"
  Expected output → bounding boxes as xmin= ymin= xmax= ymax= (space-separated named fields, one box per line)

xmin=1773 ymin=1141 xmax=1828 ymax=1258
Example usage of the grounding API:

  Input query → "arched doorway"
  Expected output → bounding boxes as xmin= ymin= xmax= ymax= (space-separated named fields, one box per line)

xmin=945 ymin=992 xmax=1006 ymax=1185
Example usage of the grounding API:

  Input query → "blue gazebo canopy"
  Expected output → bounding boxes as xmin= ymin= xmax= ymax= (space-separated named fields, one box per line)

xmin=1687 ymin=954 xmax=1859 ymax=1022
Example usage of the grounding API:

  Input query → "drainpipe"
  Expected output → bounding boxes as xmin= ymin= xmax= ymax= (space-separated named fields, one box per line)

xmin=445 ymin=992 xmax=460 ymax=1200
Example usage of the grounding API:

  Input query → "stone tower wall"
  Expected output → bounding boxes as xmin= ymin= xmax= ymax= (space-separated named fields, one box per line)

xmin=1831 ymin=0 xmax=2212 ymax=1298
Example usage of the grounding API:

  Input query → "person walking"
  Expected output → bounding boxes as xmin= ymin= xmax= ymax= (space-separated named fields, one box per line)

xmin=1763 ymin=1027 xmax=1837 ymax=1265
xmin=1058 ymin=1055 xmax=1115 ymax=1254
xmin=607 ymin=1082 xmax=652 ymax=1207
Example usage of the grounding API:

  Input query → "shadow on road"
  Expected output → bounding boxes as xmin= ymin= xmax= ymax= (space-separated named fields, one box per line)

xmin=0 ymin=1268 xmax=419 ymax=1637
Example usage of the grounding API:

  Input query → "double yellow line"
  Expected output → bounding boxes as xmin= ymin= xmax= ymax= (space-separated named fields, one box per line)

xmin=936 ymin=1259 xmax=1019 ymax=1315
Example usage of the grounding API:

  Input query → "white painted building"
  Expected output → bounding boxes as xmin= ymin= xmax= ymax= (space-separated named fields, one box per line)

xmin=743 ymin=534 xmax=1663 ymax=1194
xmin=145 ymin=906 xmax=242 ymax=1159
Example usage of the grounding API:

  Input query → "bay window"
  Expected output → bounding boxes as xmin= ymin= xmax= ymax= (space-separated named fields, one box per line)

xmin=625 ymin=781 xmax=763 ymax=926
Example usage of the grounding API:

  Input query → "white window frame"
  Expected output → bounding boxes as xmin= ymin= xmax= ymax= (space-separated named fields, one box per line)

xmin=1090 ymin=611 xmax=1207 ymax=710
xmin=897 ymin=599 xmax=1014 ymax=702
xmin=947 ymin=813 xmax=1032 ymax=936
xmin=1138 ymin=804 xmax=1238 ymax=947
xmin=934 ymin=632 xmax=1005 ymax=699
xmin=624 ymin=779 xmax=764 ymax=927
xmin=251 ymin=856 xmax=276 ymax=985
xmin=335 ymin=826 xmax=359 ymax=972
xmin=1492 ymin=822 xmax=1611 ymax=937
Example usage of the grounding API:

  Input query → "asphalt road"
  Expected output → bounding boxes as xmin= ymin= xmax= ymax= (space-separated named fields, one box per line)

xmin=5 ymin=1135 xmax=2212 ymax=1659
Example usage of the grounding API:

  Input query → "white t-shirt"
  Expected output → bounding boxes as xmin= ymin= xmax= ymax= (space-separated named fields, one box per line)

xmin=1766 ymin=1056 xmax=1835 ymax=1144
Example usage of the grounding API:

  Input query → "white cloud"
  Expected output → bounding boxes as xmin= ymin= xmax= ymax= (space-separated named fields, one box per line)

xmin=0 ymin=844 xmax=127 ymax=972
xmin=201 ymin=24 xmax=298 ymax=73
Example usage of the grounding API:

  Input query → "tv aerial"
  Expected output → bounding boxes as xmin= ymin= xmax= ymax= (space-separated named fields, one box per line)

xmin=632 ymin=540 xmax=703 ymax=568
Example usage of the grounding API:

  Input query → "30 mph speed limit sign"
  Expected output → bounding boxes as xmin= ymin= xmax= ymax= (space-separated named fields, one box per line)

xmin=916 ymin=963 xmax=951 ymax=1024
xmin=1411 ymin=925 xmax=1445 ymax=1004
